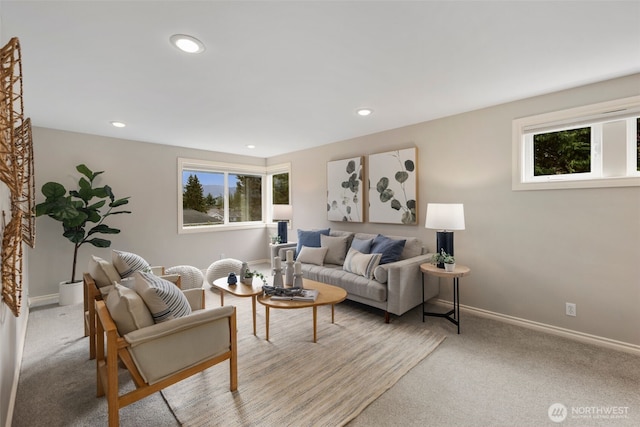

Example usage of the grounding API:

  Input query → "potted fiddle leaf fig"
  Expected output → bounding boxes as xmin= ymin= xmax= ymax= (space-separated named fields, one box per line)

xmin=35 ymin=164 xmax=131 ymax=285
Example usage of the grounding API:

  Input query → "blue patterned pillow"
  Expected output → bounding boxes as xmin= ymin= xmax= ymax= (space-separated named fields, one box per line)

xmin=370 ymin=234 xmax=406 ymax=264
xmin=133 ymin=272 xmax=192 ymax=323
xmin=296 ymin=228 xmax=330 ymax=258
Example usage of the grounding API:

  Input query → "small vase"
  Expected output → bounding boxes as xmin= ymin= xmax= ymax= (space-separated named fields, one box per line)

xmin=444 ymin=263 xmax=456 ymax=272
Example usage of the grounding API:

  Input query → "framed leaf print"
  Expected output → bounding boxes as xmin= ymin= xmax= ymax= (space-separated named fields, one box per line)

xmin=327 ymin=156 xmax=363 ymax=222
xmin=368 ymin=147 xmax=418 ymax=224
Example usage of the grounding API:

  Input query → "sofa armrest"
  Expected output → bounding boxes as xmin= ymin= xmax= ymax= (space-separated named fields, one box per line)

xmin=275 ymin=243 xmax=298 ymax=260
xmin=384 ymin=254 xmax=438 ymax=316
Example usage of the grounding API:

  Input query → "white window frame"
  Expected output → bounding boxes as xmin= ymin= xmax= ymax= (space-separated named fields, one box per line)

xmin=512 ymin=96 xmax=640 ymax=190
xmin=178 ymin=157 xmax=291 ymax=234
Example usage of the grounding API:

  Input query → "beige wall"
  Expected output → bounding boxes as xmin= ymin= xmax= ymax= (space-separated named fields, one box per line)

xmin=26 ymin=73 xmax=640 ymax=348
xmin=269 ymin=73 xmax=640 ymax=346
xmin=28 ymin=131 xmax=271 ymax=301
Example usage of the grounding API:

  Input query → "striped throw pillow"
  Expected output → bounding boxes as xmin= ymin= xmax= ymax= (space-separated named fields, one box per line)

xmin=343 ymin=248 xmax=382 ymax=279
xmin=133 ymin=272 xmax=191 ymax=323
xmin=112 ymin=250 xmax=151 ymax=278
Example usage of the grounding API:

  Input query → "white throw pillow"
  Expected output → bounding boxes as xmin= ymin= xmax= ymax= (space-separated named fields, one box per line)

xmin=321 ymin=234 xmax=350 ymax=265
xmin=88 ymin=255 xmax=121 ymax=288
xmin=105 ymin=284 xmax=154 ymax=335
xmin=112 ymin=250 xmax=151 ymax=278
xmin=343 ymin=248 xmax=382 ymax=279
xmin=133 ymin=271 xmax=192 ymax=323
xmin=296 ymin=246 xmax=329 ymax=266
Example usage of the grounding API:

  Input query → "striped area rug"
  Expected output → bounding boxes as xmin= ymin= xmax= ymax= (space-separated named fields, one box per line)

xmin=162 ymin=291 xmax=445 ymax=427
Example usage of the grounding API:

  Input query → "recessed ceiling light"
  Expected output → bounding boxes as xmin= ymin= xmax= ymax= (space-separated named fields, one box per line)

xmin=357 ymin=108 xmax=373 ymax=116
xmin=110 ymin=121 xmax=126 ymax=128
xmin=170 ymin=34 xmax=205 ymax=54
xmin=246 ymin=144 xmax=256 ymax=149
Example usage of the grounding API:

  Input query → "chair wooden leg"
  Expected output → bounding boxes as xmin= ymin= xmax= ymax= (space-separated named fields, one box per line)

xmin=106 ymin=328 xmax=120 ymax=427
xmin=229 ymin=308 xmax=238 ymax=392
xmin=83 ymin=282 xmax=89 ymax=337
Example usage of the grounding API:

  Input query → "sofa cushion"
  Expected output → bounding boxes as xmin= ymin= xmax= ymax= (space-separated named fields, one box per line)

xmin=303 ymin=263 xmax=387 ymax=303
xmin=105 ymin=284 xmax=154 ymax=335
xmin=133 ymin=272 xmax=192 ymax=323
xmin=296 ymin=246 xmax=329 ymax=266
xmin=296 ymin=228 xmax=330 ymax=257
xmin=370 ymin=234 xmax=406 ymax=264
xmin=88 ymin=255 xmax=121 ymax=288
xmin=321 ymin=234 xmax=350 ymax=265
xmin=350 ymin=237 xmax=373 ymax=254
xmin=343 ymin=248 xmax=382 ymax=279
xmin=112 ymin=250 xmax=151 ymax=278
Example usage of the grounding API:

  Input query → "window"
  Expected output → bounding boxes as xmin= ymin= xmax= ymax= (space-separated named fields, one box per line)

xmin=178 ymin=158 xmax=290 ymax=233
xmin=513 ymin=96 xmax=640 ymax=190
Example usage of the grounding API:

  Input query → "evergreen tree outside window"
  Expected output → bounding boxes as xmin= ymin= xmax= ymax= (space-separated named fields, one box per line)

xmin=512 ymin=96 xmax=640 ymax=190
xmin=533 ymin=127 xmax=591 ymax=176
xmin=178 ymin=158 xmax=290 ymax=232
xmin=272 ymin=172 xmax=289 ymax=204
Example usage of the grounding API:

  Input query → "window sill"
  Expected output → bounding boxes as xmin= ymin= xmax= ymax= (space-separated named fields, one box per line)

xmin=512 ymin=175 xmax=640 ymax=191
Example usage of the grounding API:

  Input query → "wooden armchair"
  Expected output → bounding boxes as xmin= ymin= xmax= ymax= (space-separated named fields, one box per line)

xmin=95 ymin=285 xmax=237 ymax=426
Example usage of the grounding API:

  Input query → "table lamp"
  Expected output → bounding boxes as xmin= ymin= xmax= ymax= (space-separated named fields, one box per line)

xmin=272 ymin=204 xmax=293 ymax=243
xmin=425 ymin=203 xmax=465 ymax=267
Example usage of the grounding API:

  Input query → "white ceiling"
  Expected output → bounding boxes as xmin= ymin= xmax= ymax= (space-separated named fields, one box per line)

xmin=2 ymin=1 xmax=639 ymax=158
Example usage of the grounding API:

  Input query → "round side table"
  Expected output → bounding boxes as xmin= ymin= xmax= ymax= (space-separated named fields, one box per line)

xmin=420 ymin=263 xmax=471 ymax=334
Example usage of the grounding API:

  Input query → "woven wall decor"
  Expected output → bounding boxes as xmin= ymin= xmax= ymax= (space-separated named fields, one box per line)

xmin=0 ymin=37 xmax=28 ymax=317
xmin=14 ymin=118 xmax=35 ymax=248
xmin=1 ymin=210 xmax=23 ymax=317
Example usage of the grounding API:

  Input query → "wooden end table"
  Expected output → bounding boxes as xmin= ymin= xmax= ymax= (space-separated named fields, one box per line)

xmin=212 ymin=277 xmax=263 ymax=336
xmin=257 ymin=279 xmax=347 ymax=343
xmin=420 ymin=263 xmax=471 ymax=334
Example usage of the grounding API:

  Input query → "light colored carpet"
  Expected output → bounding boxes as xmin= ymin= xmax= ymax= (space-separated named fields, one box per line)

xmin=161 ymin=289 xmax=445 ymax=427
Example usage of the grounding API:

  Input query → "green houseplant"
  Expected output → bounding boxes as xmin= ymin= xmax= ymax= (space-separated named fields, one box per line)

xmin=35 ymin=164 xmax=131 ymax=284
xmin=430 ymin=249 xmax=455 ymax=270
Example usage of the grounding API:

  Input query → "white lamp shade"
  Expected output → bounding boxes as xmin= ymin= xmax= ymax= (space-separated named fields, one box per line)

xmin=272 ymin=204 xmax=293 ymax=221
xmin=425 ymin=203 xmax=465 ymax=230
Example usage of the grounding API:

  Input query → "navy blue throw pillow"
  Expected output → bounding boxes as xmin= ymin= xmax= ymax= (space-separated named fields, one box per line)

xmin=296 ymin=229 xmax=330 ymax=258
xmin=370 ymin=234 xmax=406 ymax=264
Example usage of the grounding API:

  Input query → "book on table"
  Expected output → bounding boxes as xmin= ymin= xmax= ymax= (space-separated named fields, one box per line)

xmin=271 ymin=289 xmax=319 ymax=301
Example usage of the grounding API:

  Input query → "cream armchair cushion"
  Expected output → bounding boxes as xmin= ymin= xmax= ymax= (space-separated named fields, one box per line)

xmin=105 ymin=284 xmax=154 ymax=335
xmin=124 ymin=305 xmax=234 ymax=384
xmin=89 ymin=255 xmax=121 ymax=288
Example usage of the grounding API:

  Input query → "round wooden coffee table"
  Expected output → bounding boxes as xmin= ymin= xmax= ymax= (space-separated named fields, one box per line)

xmin=257 ymin=279 xmax=347 ymax=343
xmin=212 ymin=277 xmax=263 ymax=336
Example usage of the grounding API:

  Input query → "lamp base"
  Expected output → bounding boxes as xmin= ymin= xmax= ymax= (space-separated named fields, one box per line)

xmin=436 ymin=231 xmax=454 ymax=268
xmin=277 ymin=221 xmax=288 ymax=244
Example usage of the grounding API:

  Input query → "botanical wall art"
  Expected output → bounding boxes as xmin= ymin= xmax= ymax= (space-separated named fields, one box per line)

xmin=327 ymin=156 xmax=363 ymax=222
xmin=0 ymin=37 xmax=28 ymax=317
xmin=368 ymin=147 xmax=418 ymax=225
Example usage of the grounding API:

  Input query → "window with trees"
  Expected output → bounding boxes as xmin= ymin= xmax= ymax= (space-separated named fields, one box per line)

xmin=512 ymin=96 xmax=640 ymax=190
xmin=178 ymin=158 xmax=290 ymax=233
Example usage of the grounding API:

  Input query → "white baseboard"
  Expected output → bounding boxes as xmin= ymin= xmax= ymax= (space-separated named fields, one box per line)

xmin=28 ymin=294 xmax=58 ymax=308
xmin=433 ymin=299 xmax=640 ymax=356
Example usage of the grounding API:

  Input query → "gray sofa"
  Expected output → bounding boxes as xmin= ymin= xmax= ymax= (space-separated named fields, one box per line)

xmin=277 ymin=229 xmax=439 ymax=322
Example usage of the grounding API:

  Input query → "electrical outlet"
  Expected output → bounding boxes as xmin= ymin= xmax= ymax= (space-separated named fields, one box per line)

xmin=566 ymin=302 xmax=576 ymax=317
